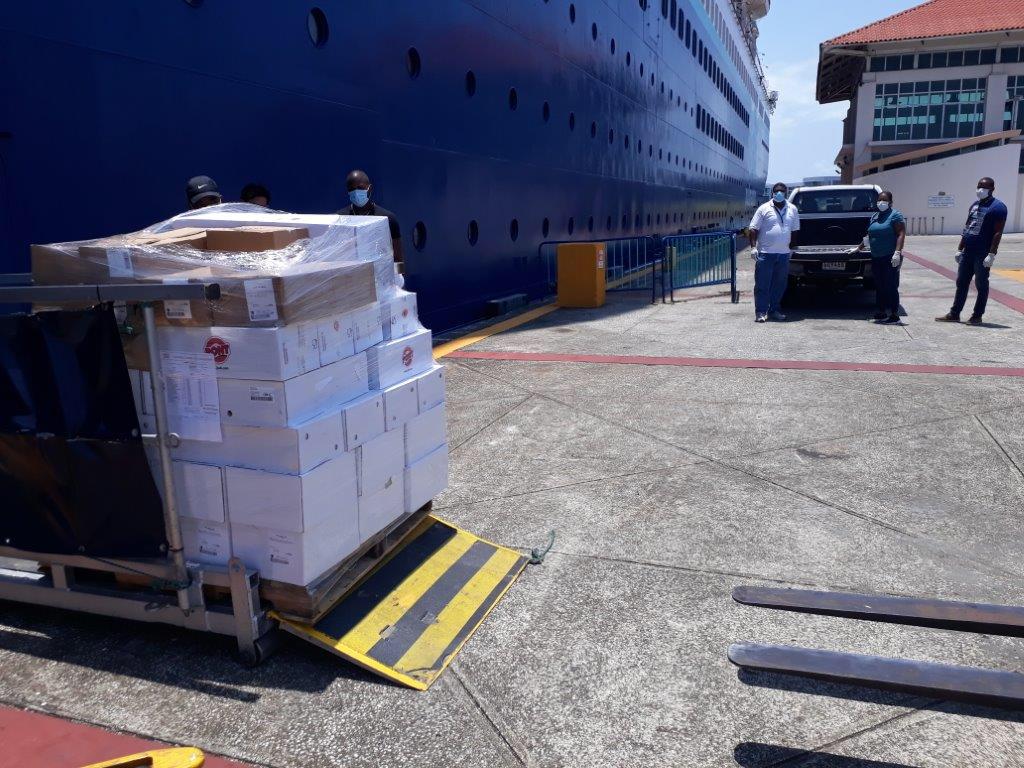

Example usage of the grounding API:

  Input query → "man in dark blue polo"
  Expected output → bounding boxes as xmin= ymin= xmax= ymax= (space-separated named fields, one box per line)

xmin=936 ymin=176 xmax=1007 ymax=326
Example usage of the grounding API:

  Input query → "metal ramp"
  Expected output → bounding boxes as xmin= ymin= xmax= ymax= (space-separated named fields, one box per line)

xmin=275 ymin=515 xmax=528 ymax=690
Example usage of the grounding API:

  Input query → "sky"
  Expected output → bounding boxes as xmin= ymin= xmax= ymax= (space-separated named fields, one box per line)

xmin=757 ymin=0 xmax=923 ymax=184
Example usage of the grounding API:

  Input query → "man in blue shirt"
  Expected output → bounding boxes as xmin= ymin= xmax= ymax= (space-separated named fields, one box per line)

xmin=936 ymin=176 xmax=1007 ymax=325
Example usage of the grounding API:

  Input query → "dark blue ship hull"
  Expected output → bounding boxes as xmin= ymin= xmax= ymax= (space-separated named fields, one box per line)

xmin=0 ymin=1 xmax=769 ymax=329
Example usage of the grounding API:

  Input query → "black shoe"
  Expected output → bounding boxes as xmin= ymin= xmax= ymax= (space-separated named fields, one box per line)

xmin=935 ymin=313 xmax=960 ymax=323
xmin=967 ymin=315 xmax=983 ymax=326
xmin=880 ymin=314 xmax=901 ymax=325
xmin=872 ymin=311 xmax=887 ymax=321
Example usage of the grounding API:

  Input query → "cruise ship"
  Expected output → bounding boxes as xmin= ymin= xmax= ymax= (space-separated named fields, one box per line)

xmin=0 ymin=0 xmax=773 ymax=329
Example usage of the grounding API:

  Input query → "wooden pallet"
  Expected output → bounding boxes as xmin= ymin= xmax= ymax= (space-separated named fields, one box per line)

xmin=260 ymin=501 xmax=434 ymax=623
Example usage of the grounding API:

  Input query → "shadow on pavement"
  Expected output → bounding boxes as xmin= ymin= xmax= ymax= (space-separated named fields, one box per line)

xmin=734 ymin=741 xmax=919 ymax=767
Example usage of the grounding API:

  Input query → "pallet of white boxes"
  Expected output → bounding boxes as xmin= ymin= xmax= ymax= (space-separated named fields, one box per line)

xmin=32 ymin=205 xmax=448 ymax=612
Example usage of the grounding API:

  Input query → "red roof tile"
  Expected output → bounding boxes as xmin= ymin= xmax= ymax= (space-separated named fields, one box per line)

xmin=826 ymin=0 xmax=1024 ymax=46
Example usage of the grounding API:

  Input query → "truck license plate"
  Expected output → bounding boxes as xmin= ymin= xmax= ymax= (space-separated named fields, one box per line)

xmin=822 ymin=262 xmax=845 ymax=271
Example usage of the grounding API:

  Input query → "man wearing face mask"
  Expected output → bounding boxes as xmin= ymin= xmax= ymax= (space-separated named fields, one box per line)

xmin=747 ymin=182 xmax=800 ymax=323
xmin=338 ymin=169 xmax=403 ymax=263
xmin=936 ymin=177 xmax=1006 ymax=326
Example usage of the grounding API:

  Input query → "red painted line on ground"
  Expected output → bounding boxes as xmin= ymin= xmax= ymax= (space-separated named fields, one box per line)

xmin=0 ymin=705 xmax=252 ymax=767
xmin=447 ymin=350 xmax=1024 ymax=377
xmin=904 ymin=252 xmax=1024 ymax=315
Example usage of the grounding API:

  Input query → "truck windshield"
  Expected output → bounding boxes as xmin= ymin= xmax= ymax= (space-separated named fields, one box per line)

xmin=791 ymin=190 xmax=877 ymax=214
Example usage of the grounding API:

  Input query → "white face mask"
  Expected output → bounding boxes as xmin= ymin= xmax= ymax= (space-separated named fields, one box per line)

xmin=977 ymin=188 xmax=991 ymax=200
xmin=877 ymin=201 xmax=890 ymax=211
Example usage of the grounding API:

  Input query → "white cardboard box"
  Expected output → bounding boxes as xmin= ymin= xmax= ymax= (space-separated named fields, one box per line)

xmin=358 ymin=474 xmax=405 ymax=542
xmin=316 ymin=313 xmax=356 ymax=365
xmin=226 ymin=452 xmax=357 ymax=532
xmin=348 ymin=303 xmax=385 ymax=354
xmin=230 ymin=510 xmax=360 ymax=586
xmin=365 ymin=328 xmax=433 ymax=390
xmin=405 ymin=444 xmax=449 ymax=514
xmin=381 ymin=292 xmax=419 ymax=341
xmin=404 ymin=405 xmax=447 ymax=467
xmin=412 ymin=365 xmax=445 ymax=413
xmin=156 ymin=323 xmax=320 ymax=381
xmin=173 ymin=461 xmax=226 ymax=522
xmin=341 ymin=392 xmax=385 ymax=451
xmin=182 ymin=519 xmax=232 ymax=566
xmin=174 ymin=410 xmax=341 ymax=474
xmin=357 ymin=428 xmax=403 ymax=497
xmin=218 ymin=353 xmax=368 ymax=427
xmin=383 ymin=379 xmax=418 ymax=432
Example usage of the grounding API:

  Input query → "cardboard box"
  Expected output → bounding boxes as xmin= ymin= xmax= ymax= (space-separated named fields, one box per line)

xmin=404 ymin=404 xmax=447 ymax=467
xmin=218 ymin=353 xmax=368 ymax=427
xmin=163 ymin=211 xmax=345 ymax=238
xmin=348 ymin=303 xmax=385 ymax=353
xmin=381 ymin=292 xmax=419 ymax=341
xmin=341 ymin=392 xmax=385 ymax=451
xmin=383 ymin=379 xmax=418 ymax=432
xmin=230 ymin=507 xmax=360 ymax=586
xmin=226 ymin=452 xmax=357 ymax=532
xmin=356 ymin=428 xmax=403 ymax=497
xmin=317 ymin=313 xmax=356 ymax=366
xmin=365 ymin=328 xmax=433 ymax=390
xmin=173 ymin=462 xmax=227 ymax=522
xmin=182 ymin=519 xmax=232 ymax=566
xmin=413 ymin=365 xmax=446 ymax=413
xmin=405 ymin=444 xmax=449 ymax=514
xmin=205 ymin=226 xmax=309 ymax=253
xmin=358 ymin=474 xmax=405 ymax=542
xmin=156 ymin=323 xmax=320 ymax=381
xmin=173 ymin=410 xmax=341 ymax=475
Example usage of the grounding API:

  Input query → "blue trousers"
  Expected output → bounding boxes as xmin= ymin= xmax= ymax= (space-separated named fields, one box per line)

xmin=951 ymin=252 xmax=991 ymax=318
xmin=754 ymin=252 xmax=790 ymax=315
xmin=872 ymin=255 xmax=901 ymax=314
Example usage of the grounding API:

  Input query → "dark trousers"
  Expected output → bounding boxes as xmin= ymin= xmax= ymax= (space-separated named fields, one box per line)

xmin=872 ymin=255 xmax=901 ymax=314
xmin=951 ymin=252 xmax=991 ymax=318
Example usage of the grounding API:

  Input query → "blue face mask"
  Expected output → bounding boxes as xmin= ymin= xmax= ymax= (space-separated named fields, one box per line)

xmin=773 ymin=191 xmax=786 ymax=204
xmin=349 ymin=189 xmax=370 ymax=207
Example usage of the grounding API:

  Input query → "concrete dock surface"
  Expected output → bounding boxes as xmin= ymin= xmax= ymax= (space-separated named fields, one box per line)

xmin=2 ymin=234 xmax=1024 ymax=767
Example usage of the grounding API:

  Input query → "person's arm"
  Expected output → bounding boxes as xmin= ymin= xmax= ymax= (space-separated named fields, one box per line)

xmin=747 ymin=228 xmax=759 ymax=250
xmin=389 ymin=216 xmax=403 ymax=263
xmin=747 ymin=209 xmax=760 ymax=253
xmin=393 ymin=237 xmax=404 ymax=263
xmin=984 ymin=215 xmax=1006 ymax=267
xmin=894 ymin=218 xmax=906 ymax=253
xmin=789 ymin=208 xmax=800 ymax=250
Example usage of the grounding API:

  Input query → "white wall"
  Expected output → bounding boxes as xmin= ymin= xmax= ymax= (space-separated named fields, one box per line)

xmin=854 ymin=141 xmax=1021 ymax=234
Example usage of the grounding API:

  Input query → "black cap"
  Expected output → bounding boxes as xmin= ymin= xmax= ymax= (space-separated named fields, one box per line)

xmin=186 ymin=175 xmax=221 ymax=206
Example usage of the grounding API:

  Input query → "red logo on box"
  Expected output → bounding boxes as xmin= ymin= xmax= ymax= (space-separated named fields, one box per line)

xmin=204 ymin=336 xmax=231 ymax=364
xmin=402 ymin=346 xmax=414 ymax=367
xmin=401 ymin=307 xmax=410 ymax=318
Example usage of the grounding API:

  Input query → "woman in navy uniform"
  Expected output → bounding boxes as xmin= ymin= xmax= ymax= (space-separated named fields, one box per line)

xmin=866 ymin=190 xmax=905 ymax=324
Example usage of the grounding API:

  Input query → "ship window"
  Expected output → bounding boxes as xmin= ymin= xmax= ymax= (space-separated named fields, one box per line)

xmin=685 ymin=20 xmax=691 ymax=46
xmin=569 ymin=112 xmax=576 ymax=131
xmin=677 ymin=11 xmax=684 ymax=39
xmin=467 ymin=220 xmax=479 ymax=245
xmin=307 ymin=8 xmax=329 ymax=48
xmin=591 ymin=121 xmax=597 ymax=138
xmin=625 ymin=134 xmax=630 ymax=149
xmin=656 ymin=214 xmax=661 ymax=225
xmin=587 ymin=216 xmax=595 ymax=233
xmin=609 ymin=128 xmax=615 ymax=144
xmin=509 ymin=219 xmax=519 ymax=242
xmin=592 ymin=23 xmax=598 ymax=41
xmin=638 ymin=140 xmax=643 ymax=154
xmin=661 ymin=82 xmax=665 ymax=94
xmin=543 ymin=101 xmax=550 ymax=122
xmin=649 ymin=144 xmax=653 ymax=157
xmin=667 ymin=152 xmax=671 ymax=163
xmin=661 ymin=0 xmax=668 ymax=18
xmin=650 ymin=73 xmax=655 ymax=86
xmin=412 ymin=222 xmax=427 ymax=251
xmin=670 ymin=0 xmax=677 ymax=29
xmin=635 ymin=213 xmax=641 ymax=229
xmin=465 ymin=71 xmax=476 ymax=96
xmin=669 ymin=88 xmax=673 ymax=100
xmin=607 ymin=215 xmax=613 ymax=231
xmin=611 ymin=38 xmax=616 ymax=55
xmin=639 ymin=0 xmax=648 ymax=9
xmin=640 ymin=62 xmax=645 ymax=77
xmin=509 ymin=88 xmax=518 ymax=110
xmin=568 ymin=217 xmax=575 ymax=235
xmin=406 ymin=48 xmax=421 ymax=79
xmin=626 ymin=52 xmax=632 ymax=67
xmin=542 ymin=218 xmax=550 ymax=238
xmin=569 ymin=4 xmax=576 ymax=23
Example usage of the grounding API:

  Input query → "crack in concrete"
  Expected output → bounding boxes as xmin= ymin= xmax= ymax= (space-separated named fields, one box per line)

xmin=446 ymin=666 xmax=533 ymax=767
xmin=974 ymin=414 xmax=1024 ymax=484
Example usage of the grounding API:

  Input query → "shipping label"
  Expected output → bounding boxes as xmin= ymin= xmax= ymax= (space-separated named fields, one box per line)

xmin=106 ymin=248 xmax=134 ymax=278
xmin=244 ymin=278 xmax=279 ymax=322
xmin=160 ymin=351 xmax=222 ymax=442
xmin=248 ymin=386 xmax=276 ymax=403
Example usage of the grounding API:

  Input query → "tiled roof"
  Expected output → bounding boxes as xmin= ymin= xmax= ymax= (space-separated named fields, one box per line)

xmin=826 ymin=0 xmax=1024 ymax=46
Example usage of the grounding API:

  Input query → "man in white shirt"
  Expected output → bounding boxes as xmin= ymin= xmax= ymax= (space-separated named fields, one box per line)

xmin=748 ymin=182 xmax=800 ymax=323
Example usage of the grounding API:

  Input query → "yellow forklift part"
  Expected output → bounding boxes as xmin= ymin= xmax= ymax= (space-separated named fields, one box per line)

xmin=81 ymin=747 xmax=205 ymax=768
xmin=274 ymin=515 xmax=528 ymax=690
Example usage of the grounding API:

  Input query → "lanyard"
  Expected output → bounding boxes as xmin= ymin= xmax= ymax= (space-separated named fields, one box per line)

xmin=773 ymin=204 xmax=786 ymax=226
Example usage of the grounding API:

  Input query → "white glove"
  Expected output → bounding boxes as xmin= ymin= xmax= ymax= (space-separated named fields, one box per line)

xmin=983 ymin=253 xmax=996 ymax=268
xmin=750 ymin=246 xmax=759 ymax=260
xmin=955 ymin=250 xmax=963 ymax=264
xmin=891 ymin=251 xmax=901 ymax=268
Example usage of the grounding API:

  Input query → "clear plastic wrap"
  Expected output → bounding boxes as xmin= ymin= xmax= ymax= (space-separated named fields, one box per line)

xmin=30 ymin=203 xmax=398 ymax=326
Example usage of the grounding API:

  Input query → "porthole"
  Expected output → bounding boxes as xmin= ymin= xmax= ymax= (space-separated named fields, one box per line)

xmin=568 ymin=217 xmax=575 ymax=235
xmin=638 ymin=140 xmax=643 ymax=155
xmin=667 ymin=152 xmax=672 ymax=163
xmin=406 ymin=47 xmax=421 ymax=79
xmin=650 ymin=73 xmax=655 ymax=86
xmin=510 ymin=219 xmax=519 ymax=242
xmin=569 ymin=112 xmax=576 ymax=131
xmin=609 ymin=128 xmax=614 ymax=144
xmin=465 ymin=70 xmax=477 ymax=96
xmin=587 ymin=216 xmax=595 ymax=232
xmin=635 ymin=213 xmax=641 ymax=229
xmin=626 ymin=52 xmax=632 ymax=67
xmin=624 ymin=134 xmax=630 ymax=149
xmin=412 ymin=221 xmax=427 ymax=251
xmin=467 ymin=220 xmax=479 ymax=245
xmin=611 ymin=38 xmax=616 ymax=55
xmin=659 ymin=149 xmax=663 ymax=160
xmin=542 ymin=218 xmax=550 ymax=238
xmin=656 ymin=214 xmax=662 ymax=225
xmin=640 ymin=63 xmax=645 ymax=77
xmin=509 ymin=88 xmax=518 ymax=110
xmin=622 ymin=214 xmax=630 ymax=230
xmin=591 ymin=22 xmax=598 ymax=41
xmin=569 ymin=3 xmax=576 ymax=22
xmin=648 ymin=145 xmax=653 ymax=157
xmin=661 ymin=82 xmax=665 ymax=94
xmin=669 ymin=88 xmax=674 ymax=100
xmin=543 ymin=101 xmax=550 ymax=122
xmin=590 ymin=121 xmax=597 ymax=138
xmin=307 ymin=8 xmax=329 ymax=47
xmin=606 ymin=215 xmax=613 ymax=231
xmin=673 ymin=213 xmax=678 ymax=223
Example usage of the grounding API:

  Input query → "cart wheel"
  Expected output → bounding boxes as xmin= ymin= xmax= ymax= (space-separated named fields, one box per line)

xmin=240 ymin=628 xmax=282 ymax=668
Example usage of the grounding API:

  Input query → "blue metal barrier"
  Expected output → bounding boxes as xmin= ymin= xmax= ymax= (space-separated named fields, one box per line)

xmin=539 ymin=235 xmax=665 ymax=303
xmin=661 ymin=232 xmax=739 ymax=303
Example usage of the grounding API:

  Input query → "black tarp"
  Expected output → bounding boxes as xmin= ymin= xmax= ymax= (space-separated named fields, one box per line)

xmin=0 ymin=306 xmax=167 ymax=556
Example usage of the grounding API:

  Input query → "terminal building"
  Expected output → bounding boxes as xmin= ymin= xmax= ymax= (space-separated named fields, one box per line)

xmin=818 ymin=0 xmax=1024 ymax=233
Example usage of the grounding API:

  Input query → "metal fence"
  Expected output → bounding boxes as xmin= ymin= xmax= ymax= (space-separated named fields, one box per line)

xmin=538 ymin=231 xmax=737 ymax=304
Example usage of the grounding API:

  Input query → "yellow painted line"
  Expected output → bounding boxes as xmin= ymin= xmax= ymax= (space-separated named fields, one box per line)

xmin=433 ymin=303 xmax=559 ymax=359
xmin=338 ymin=530 xmax=478 ymax=655
xmin=995 ymin=268 xmax=1024 ymax=284
xmin=393 ymin=546 xmax=523 ymax=677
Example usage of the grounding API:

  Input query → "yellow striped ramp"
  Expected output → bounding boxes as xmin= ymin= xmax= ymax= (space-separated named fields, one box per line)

xmin=274 ymin=515 xmax=528 ymax=690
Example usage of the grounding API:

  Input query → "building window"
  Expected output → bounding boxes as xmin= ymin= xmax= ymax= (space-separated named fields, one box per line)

xmin=872 ymin=78 xmax=986 ymax=142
